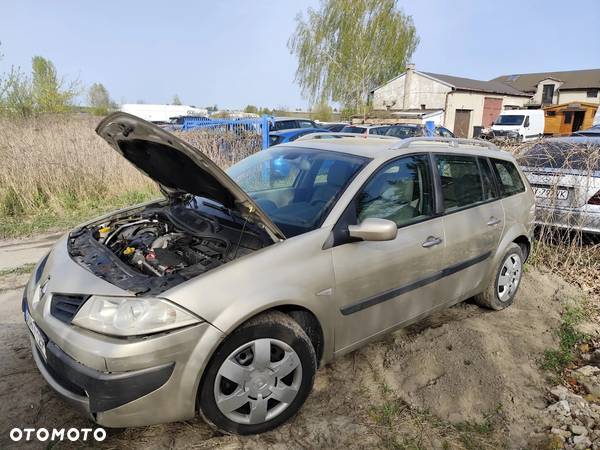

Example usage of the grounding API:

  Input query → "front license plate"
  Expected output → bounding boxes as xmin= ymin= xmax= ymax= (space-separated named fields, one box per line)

xmin=533 ymin=187 xmax=569 ymax=200
xmin=25 ymin=309 xmax=47 ymax=360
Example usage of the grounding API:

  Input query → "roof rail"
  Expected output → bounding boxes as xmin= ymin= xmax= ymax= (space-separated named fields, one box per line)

xmin=391 ymin=136 xmax=499 ymax=150
xmin=296 ymin=132 xmax=397 ymax=141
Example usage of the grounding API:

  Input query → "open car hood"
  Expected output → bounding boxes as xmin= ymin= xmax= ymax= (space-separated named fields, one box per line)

xmin=96 ymin=112 xmax=285 ymax=240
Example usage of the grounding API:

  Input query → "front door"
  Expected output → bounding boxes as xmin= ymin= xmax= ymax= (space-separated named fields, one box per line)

xmin=434 ymin=154 xmax=504 ymax=301
xmin=331 ymin=154 xmax=446 ymax=353
xmin=454 ymin=109 xmax=471 ymax=138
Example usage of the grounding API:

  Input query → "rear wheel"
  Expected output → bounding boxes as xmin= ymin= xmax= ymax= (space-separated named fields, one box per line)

xmin=198 ymin=311 xmax=316 ymax=435
xmin=474 ymin=243 xmax=524 ymax=310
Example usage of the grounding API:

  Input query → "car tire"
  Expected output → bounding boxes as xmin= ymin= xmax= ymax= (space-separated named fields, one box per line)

xmin=474 ymin=243 xmax=524 ymax=310
xmin=198 ymin=311 xmax=316 ymax=435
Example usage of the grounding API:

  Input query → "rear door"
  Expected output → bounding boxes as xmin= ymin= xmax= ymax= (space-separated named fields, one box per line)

xmin=435 ymin=153 xmax=504 ymax=301
xmin=330 ymin=154 xmax=446 ymax=353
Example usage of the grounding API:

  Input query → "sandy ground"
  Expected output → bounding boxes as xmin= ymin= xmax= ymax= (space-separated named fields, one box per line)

xmin=0 ymin=235 xmax=588 ymax=449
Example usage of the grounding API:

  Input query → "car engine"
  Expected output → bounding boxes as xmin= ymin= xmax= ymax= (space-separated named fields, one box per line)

xmin=68 ymin=202 xmax=271 ymax=295
xmin=98 ymin=216 xmax=229 ymax=277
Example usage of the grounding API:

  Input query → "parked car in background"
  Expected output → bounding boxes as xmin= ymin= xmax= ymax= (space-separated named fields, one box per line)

xmin=519 ymin=136 xmax=600 ymax=235
xmin=271 ymin=117 xmax=321 ymax=131
xmin=25 ymin=113 xmax=534 ymax=435
xmin=269 ymin=128 xmax=330 ymax=146
xmin=340 ymin=124 xmax=390 ymax=135
xmin=574 ymin=125 xmax=600 ymax=137
xmin=319 ymin=123 xmax=348 ymax=132
xmin=486 ymin=110 xmax=545 ymax=142
xmin=385 ymin=124 xmax=455 ymax=139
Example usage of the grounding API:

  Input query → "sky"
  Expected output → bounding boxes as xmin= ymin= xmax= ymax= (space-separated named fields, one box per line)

xmin=1 ymin=0 xmax=599 ymax=110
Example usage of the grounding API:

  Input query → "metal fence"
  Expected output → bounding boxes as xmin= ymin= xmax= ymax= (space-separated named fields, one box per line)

xmin=181 ymin=115 xmax=272 ymax=149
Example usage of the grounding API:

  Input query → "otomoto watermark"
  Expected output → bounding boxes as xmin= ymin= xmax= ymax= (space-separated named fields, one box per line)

xmin=9 ymin=427 xmax=106 ymax=443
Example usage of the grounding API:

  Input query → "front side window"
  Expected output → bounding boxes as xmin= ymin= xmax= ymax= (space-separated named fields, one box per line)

xmin=491 ymin=159 xmax=525 ymax=196
xmin=356 ymin=155 xmax=434 ymax=227
xmin=436 ymin=155 xmax=488 ymax=210
xmin=227 ymin=147 xmax=367 ymax=237
xmin=297 ymin=120 xmax=315 ymax=129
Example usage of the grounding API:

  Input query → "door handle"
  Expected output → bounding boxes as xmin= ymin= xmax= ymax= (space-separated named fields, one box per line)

xmin=422 ymin=236 xmax=443 ymax=248
xmin=487 ymin=217 xmax=501 ymax=226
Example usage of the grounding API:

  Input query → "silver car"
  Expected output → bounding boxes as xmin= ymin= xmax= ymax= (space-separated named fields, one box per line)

xmin=24 ymin=113 xmax=534 ymax=434
xmin=520 ymin=136 xmax=600 ymax=235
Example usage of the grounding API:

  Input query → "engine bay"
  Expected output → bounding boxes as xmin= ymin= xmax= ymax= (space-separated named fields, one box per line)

xmin=68 ymin=201 xmax=272 ymax=295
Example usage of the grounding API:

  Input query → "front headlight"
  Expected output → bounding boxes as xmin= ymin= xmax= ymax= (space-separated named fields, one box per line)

xmin=71 ymin=295 xmax=202 ymax=337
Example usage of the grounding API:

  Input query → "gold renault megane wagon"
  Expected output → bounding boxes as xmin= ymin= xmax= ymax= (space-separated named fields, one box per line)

xmin=23 ymin=113 xmax=534 ymax=434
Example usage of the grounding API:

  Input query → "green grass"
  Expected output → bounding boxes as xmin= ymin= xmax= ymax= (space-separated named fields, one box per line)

xmin=540 ymin=304 xmax=587 ymax=374
xmin=0 ymin=263 xmax=36 ymax=277
xmin=0 ymin=190 xmax=158 ymax=239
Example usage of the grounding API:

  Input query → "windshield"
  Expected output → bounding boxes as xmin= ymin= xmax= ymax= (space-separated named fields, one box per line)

xmin=227 ymin=147 xmax=368 ymax=237
xmin=494 ymin=115 xmax=524 ymax=126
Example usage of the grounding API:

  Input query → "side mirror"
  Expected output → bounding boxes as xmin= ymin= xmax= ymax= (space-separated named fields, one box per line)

xmin=348 ymin=218 xmax=397 ymax=242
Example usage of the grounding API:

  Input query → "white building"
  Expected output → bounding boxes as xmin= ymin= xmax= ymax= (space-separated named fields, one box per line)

xmin=371 ymin=66 xmax=600 ymax=138
xmin=371 ymin=65 xmax=529 ymax=138
xmin=492 ymin=69 xmax=600 ymax=108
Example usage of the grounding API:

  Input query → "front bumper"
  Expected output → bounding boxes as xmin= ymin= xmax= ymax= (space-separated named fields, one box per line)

xmin=24 ymin=237 xmax=225 ymax=427
xmin=30 ymin=334 xmax=174 ymax=414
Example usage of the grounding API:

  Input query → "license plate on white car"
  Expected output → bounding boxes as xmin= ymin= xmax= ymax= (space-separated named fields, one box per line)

xmin=533 ymin=187 xmax=569 ymax=200
xmin=25 ymin=309 xmax=47 ymax=360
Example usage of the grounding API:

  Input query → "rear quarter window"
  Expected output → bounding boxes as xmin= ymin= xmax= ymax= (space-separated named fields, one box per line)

xmin=491 ymin=159 xmax=525 ymax=196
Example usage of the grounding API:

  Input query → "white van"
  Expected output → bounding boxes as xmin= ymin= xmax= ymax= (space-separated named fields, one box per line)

xmin=491 ymin=110 xmax=544 ymax=142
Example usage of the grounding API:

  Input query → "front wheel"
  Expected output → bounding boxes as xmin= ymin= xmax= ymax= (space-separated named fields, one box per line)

xmin=474 ymin=243 xmax=524 ymax=310
xmin=198 ymin=311 xmax=316 ymax=435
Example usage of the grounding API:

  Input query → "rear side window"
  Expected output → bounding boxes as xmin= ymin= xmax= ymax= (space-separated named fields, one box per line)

xmin=491 ymin=159 xmax=525 ymax=196
xmin=436 ymin=155 xmax=489 ymax=210
xmin=478 ymin=158 xmax=499 ymax=200
xmin=369 ymin=127 xmax=389 ymax=135
xmin=341 ymin=126 xmax=366 ymax=134
xmin=273 ymin=120 xmax=297 ymax=131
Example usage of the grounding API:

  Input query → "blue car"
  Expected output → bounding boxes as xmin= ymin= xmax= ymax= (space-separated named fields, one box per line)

xmin=268 ymin=127 xmax=330 ymax=146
